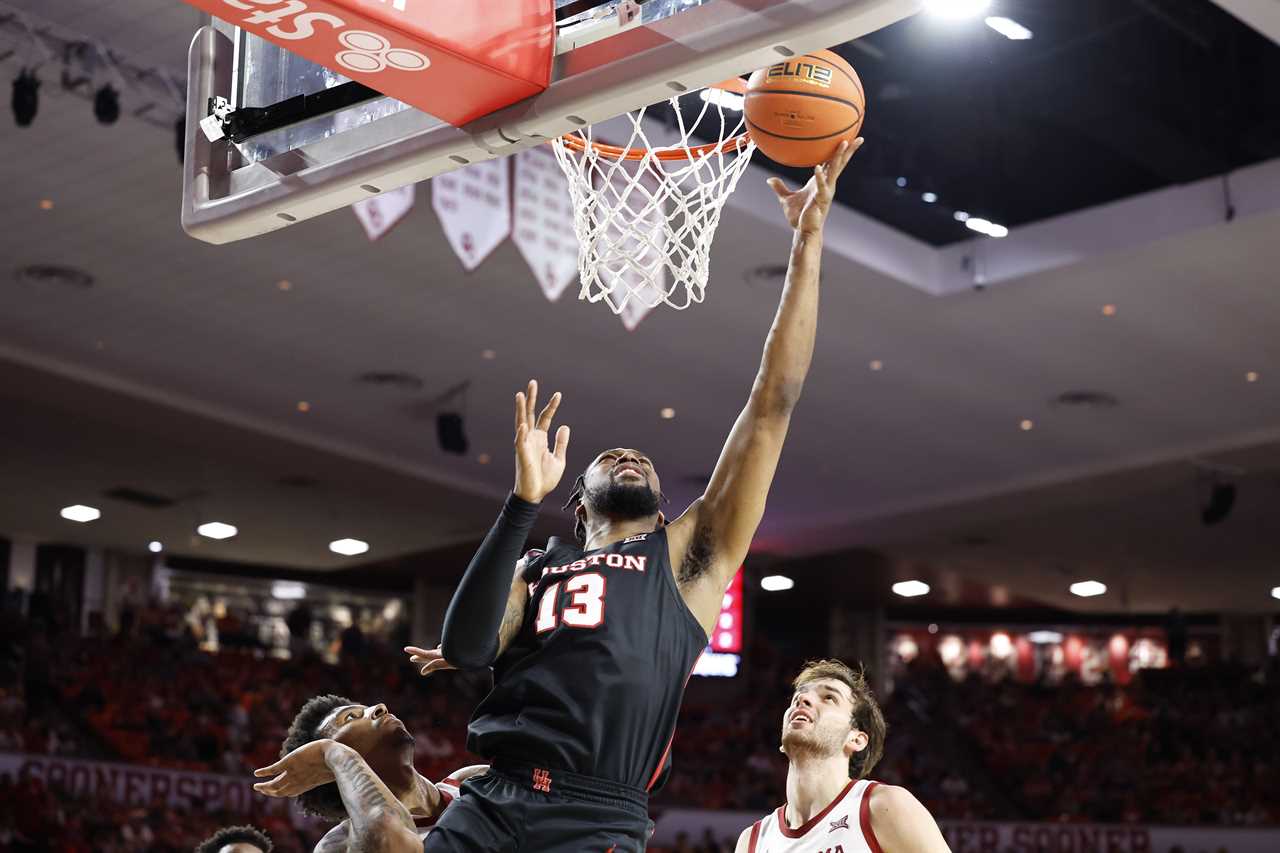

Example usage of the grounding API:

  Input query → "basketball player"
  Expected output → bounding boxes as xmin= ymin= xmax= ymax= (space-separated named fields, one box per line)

xmin=735 ymin=660 xmax=951 ymax=853
xmin=194 ymin=825 xmax=273 ymax=853
xmin=401 ymin=136 xmax=863 ymax=852
xmin=252 ymin=695 xmax=487 ymax=851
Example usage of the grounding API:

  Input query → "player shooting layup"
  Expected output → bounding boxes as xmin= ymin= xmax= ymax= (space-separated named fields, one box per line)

xmin=404 ymin=138 xmax=864 ymax=852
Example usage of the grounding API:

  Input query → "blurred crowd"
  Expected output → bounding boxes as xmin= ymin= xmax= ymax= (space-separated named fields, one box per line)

xmin=1 ymin=593 xmax=1276 ymax=852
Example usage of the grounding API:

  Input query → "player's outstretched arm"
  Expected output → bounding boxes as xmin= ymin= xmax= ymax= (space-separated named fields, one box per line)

xmin=429 ymin=381 xmax=568 ymax=670
xmin=867 ymin=784 xmax=952 ymax=853
xmin=256 ymin=740 xmax=421 ymax=853
xmin=669 ymin=139 xmax=862 ymax=631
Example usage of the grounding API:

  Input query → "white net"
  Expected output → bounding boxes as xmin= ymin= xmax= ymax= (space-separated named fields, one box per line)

xmin=551 ymin=89 xmax=756 ymax=314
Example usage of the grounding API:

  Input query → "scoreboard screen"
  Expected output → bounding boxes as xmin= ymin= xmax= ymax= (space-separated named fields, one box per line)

xmin=694 ymin=567 xmax=743 ymax=677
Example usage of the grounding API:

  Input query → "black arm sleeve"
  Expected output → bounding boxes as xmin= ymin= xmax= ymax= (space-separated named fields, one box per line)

xmin=440 ymin=493 xmax=540 ymax=670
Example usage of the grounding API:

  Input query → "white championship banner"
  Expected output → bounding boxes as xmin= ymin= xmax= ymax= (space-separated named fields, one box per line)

xmin=0 ymin=751 xmax=292 ymax=815
xmin=353 ymin=183 xmax=416 ymax=241
xmin=513 ymin=146 xmax=579 ymax=303
xmin=432 ymin=159 xmax=511 ymax=272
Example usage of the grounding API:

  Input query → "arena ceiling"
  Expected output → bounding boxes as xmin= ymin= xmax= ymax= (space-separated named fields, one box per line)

xmin=1 ymin=0 xmax=1278 ymax=613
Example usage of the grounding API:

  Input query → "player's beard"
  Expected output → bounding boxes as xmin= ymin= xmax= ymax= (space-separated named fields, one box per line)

xmin=585 ymin=479 xmax=660 ymax=520
xmin=781 ymin=721 xmax=846 ymax=762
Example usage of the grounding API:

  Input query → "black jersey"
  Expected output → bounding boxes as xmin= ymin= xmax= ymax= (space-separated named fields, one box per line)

xmin=466 ymin=528 xmax=707 ymax=789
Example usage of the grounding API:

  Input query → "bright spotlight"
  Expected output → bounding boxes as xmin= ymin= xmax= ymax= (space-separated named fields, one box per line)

xmin=330 ymin=538 xmax=370 ymax=556
xmin=1069 ymin=580 xmax=1107 ymax=598
xmin=892 ymin=580 xmax=930 ymax=598
xmin=197 ymin=521 xmax=238 ymax=540
xmin=985 ymin=16 xmax=1033 ymax=40
xmin=924 ymin=0 xmax=991 ymax=19
xmin=148 ymin=541 xmax=163 ymax=554
xmin=60 ymin=504 xmax=101 ymax=523
xmin=760 ymin=575 xmax=794 ymax=592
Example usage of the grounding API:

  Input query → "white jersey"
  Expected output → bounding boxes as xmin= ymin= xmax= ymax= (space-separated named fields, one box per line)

xmin=745 ymin=779 xmax=883 ymax=853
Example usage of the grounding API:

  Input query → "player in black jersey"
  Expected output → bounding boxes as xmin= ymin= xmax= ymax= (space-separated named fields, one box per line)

xmin=405 ymin=137 xmax=864 ymax=852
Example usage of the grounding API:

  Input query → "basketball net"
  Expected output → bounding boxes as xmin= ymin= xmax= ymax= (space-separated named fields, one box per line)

xmin=551 ymin=81 xmax=756 ymax=314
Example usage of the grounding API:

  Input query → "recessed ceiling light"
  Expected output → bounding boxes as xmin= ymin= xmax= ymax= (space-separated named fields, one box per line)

xmin=477 ymin=453 xmax=492 ymax=464
xmin=921 ymin=191 xmax=938 ymax=203
xmin=896 ymin=176 xmax=908 ymax=188
xmin=1102 ymin=304 xmax=1117 ymax=316
xmin=966 ymin=217 xmax=1009 ymax=238
xmin=482 ymin=349 xmax=496 ymax=360
xmin=984 ymin=15 xmax=1033 ymax=39
xmin=924 ymin=0 xmax=991 ymax=19
xmin=197 ymin=521 xmax=238 ymax=540
xmin=1028 ymin=630 xmax=1063 ymax=644
xmin=296 ymin=401 xmax=311 ymax=412
xmin=1246 ymin=371 xmax=1259 ymax=383
xmin=869 ymin=359 xmax=883 ymax=371
xmin=1020 ymin=419 xmax=1034 ymax=431
xmin=1069 ymin=580 xmax=1107 ymax=597
xmin=927 ymin=623 xmax=938 ymax=634
xmin=330 ymin=538 xmax=370 ymax=556
xmin=953 ymin=210 xmax=970 ymax=222
xmin=760 ymin=575 xmax=794 ymax=592
xmin=277 ymin=280 xmax=292 ymax=291
xmin=39 ymin=199 xmax=54 ymax=210
xmin=1272 ymin=586 xmax=1280 ymax=600
xmin=60 ymin=504 xmax=101 ymax=523
xmin=148 ymin=540 xmax=163 ymax=554
xmin=660 ymin=407 xmax=676 ymax=419
xmin=892 ymin=580 xmax=930 ymax=597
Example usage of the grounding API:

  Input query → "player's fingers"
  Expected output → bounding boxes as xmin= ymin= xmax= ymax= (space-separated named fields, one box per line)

xmin=514 ymin=391 xmax=526 ymax=436
xmin=553 ymin=424 xmax=571 ymax=462
xmin=253 ymin=762 xmax=281 ymax=777
xmin=536 ymin=391 xmax=561 ymax=432
xmin=766 ymin=177 xmax=791 ymax=200
xmin=526 ymin=380 xmax=538 ymax=428
xmin=403 ymin=646 xmax=436 ymax=658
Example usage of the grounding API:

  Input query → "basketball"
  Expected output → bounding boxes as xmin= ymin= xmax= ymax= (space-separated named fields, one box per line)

xmin=744 ymin=50 xmax=865 ymax=167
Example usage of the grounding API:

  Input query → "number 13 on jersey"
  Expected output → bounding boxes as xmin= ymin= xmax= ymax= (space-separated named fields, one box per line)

xmin=535 ymin=573 xmax=607 ymax=632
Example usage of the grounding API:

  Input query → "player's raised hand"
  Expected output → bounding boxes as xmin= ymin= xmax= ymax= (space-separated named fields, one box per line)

xmin=253 ymin=739 xmax=340 ymax=797
xmin=404 ymin=644 xmax=457 ymax=677
xmin=767 ymin=137 xmax=863 ymax=235
xmin=513 ymin=380 xmax=570 ymax=503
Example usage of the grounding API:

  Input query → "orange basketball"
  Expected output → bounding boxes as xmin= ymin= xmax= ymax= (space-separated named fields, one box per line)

xmin=744 ymin=50 xmax=865 ymax=168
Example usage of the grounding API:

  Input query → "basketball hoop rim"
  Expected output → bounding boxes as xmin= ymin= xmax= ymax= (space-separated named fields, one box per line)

xmin=555 ymin=78 xmax=753 ymax=162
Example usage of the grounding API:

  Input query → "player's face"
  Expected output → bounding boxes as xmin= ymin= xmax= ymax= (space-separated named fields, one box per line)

xmin=780 ymin=678 xmax=859 ymax=759
xmin=582 ymin=448 xmax=662 ymax=518
xmin=322 ymin=702 xmax=414 ymax=760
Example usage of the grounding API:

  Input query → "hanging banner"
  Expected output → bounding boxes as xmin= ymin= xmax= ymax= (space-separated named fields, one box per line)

xmin=353 ymin=184 xmax=415 ymax=241
xmin=513 ymin=147 xmax=579 ymax=302
xmin=432 ymin=159 xmax=511 ymax=271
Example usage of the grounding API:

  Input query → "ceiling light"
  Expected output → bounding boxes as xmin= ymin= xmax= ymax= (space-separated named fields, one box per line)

xmin=760 ymin=575 xmax=794 ymax=592
xmin=477 ymin=453 xmax=492 ymax=464
xmin=271 ymin=581 xmax=307 ymax=600
xmin=953 ymin=210 xmax=969 ymax=222
xmin=39 ymin=199 xmax=54 ymax=211
xmin=924 ymin=0 xmax=991 ymax=19
xmin=921 ymin=192 xmax=938 ymax=203
xmin=60 ymin=504 xmax=101 ymax=523
xmin=482 ymin=349 xmax=496 ymax=360
xmin=965 ymin=217 xmax=1008 ymax=238
xmin=1102 ymin=304 xmax=1117 ymax=316
xmin=892 ymin=580 xmax=930 ymax=597
xmin=296 ymin=401 xmax=311 ymax=412
xmin=148 ymin=541 xmax=163 ymax=554
xmin=869 ymin=359 xmax=883 ymax=371
xmin=1272 ymin=586 xmax=1280 ymax=600
xmin=927 ymin=623 xmax=938 ymax=634
xmin=895 ymin=176 xmax=907 ymax=188
xmin=985 ymin=16 xmax=1033 ymax=39
xmin=660 ymin=407 xmax=676 ymax=419
xmin=1028 ymin=630 xmax=1063 ymax=644
xmin=1020 ymin=419 xmax=1034 ymax=431
xmin=197 ymin=521 xmax=238 ymax=540
xmin=277 ymin=279 xmax=292 ymax=291
xmin=699 ymin=87 xmax=744 ymax=111
xmin=1069 ymin=580 xmax=1107 ymax=598
xmin=330 ymin=538 xmax=370 ymax=556
xmin=12 ymin=69 xmax=39 ymax=127
xmin=1246 ymin=371 xmax=1259 ymax=383
xmin=93 ymin=84 xmax=120 ymax=125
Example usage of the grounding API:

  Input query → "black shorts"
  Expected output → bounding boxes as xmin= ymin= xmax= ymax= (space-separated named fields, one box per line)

xmin=422 ymin=759 xmax=653 ymax=853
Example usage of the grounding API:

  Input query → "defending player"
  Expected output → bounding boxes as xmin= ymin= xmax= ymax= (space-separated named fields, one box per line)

xmin=405 ymin=138 xmax=864 ymax=852
xmin=736 ymin=660 xmax=950 ymax=853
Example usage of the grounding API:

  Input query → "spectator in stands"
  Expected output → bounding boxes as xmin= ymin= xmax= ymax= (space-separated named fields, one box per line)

xmin=194 ymin=824 xmax=274 ymax=853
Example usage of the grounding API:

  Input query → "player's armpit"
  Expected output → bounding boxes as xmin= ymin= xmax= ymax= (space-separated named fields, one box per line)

xmin=867 ymin=784 xmax=953 ymax=853
xmin=313 ymin=821 xmax=349 ymax=853
xmin=495 ymin=559 xmax=530 ymax=658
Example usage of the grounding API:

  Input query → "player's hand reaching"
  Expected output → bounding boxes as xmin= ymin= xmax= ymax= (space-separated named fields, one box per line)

xmin=513 ymin=380 xmax=570 ymax=504
xmin=253 ymin=739 xmax=341 ymax=797
xmin=767 ymin=137 xmax=862 ymax=235
xmin=404 ymin=644 xmax=457 ymax=677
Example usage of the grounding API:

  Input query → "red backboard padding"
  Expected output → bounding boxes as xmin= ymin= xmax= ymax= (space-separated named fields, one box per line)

xmin=183 ymin=0 xmax=554 ymax=126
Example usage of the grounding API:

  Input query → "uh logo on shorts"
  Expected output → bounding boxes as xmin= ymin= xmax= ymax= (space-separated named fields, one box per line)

xmin=532 ymin=768 xmax=552 ymax=793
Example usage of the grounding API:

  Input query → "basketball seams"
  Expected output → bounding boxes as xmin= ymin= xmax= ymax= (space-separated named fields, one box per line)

xmin=746 ymin=89 xmax=861 ymax=110
xmin=745 ymin=117 xmax=862 ymax=143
